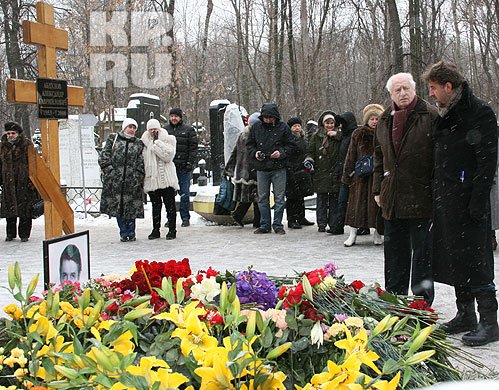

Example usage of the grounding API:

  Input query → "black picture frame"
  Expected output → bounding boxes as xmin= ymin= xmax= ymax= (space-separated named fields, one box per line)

xmin=43 ymin=230 xmax=90 ymax=287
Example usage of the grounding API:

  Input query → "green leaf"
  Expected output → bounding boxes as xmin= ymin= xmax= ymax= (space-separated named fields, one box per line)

xmin=403 ymin=366 xmax=413 ymax=387
xmin=382 ymin=358 xmax=399 ymax=375
xmin=261 ymin=326 xmax=274 ymax=348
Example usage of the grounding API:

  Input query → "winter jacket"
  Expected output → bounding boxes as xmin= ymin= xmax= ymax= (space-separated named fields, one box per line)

xmin=165 ymin=120 xmax=198 ymax=171
xmin=305 ymin=110 xmax=343 ymax=193
xmin=341 ymin=125 xmax=378 ymax=228
xmin=246 ymin=103 xmax=297 ymax=172
xmin=141 ymin=128 xmax=179 ymax=193
xmin=335 ymin=111 xmax=358 ymax=179
xmin=99 ymin=132 xmax=145 ymax=219
xmin=286 ymin=133 xmax=313 ymax=198
xmin=373 ymin=97 xmax=437 ymax=220
xmin=431 ymin=82 xmax=498 ymax=287
xmin=0 ymin=132 xmax=37 ymax=218
xmin=224 ymin=128 xmax=258 ymax=203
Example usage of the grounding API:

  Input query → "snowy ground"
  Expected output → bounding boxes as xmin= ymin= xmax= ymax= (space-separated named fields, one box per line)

xmin=1 ymin=204 xmax=498 ymax=380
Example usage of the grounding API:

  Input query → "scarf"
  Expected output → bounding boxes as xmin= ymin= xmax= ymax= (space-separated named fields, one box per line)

xmin=391 ymin=96 xmax=418 ymax=154
xmin=437 ymin=85 xmax=463 ymax=117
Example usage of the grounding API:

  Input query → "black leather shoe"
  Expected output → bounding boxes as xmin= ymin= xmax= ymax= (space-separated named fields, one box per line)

xmin=462 ymin=322 xmax=499 ymax=346
xmin=21 ymin=238 xmax=29 ymax=242
xmin=181 ymin=220 xmax=190 ymax=227
xmin=254 ymin=227 xmax=270 ymax=234
xmin=274 ymin=227 xmax=286 ymax=235
xmin=326 ymin=229 xmax=344 ymax=235
xmin=166 ymin=230 xmax=177 ymax=240
xmin=318 ymin=226 xmax=326 ymax=232
xmin=288 ymin=222 xmax=302 ymax=229
xmin=148 ymin=229 xmax=160 ymax=239
xmin=440 ymin=311 xmax=477 ymax=334
xmin=233 ymin=217 xmax=244 ymax=227
xmin=5 ymin=236 xmax=14 ymax=241
xmin=298 ymin=219 xmax=314 ymax=226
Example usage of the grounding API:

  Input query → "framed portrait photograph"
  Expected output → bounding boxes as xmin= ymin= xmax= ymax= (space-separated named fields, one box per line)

xmin=43 ymin=230 xmax=90 ymax=287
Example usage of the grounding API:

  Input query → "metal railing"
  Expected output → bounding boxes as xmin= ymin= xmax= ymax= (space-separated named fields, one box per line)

xmin=64 ymin=186 xmax=102 ymax=216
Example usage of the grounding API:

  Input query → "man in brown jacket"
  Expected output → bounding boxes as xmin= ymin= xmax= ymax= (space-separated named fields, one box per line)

xmin=373 ymin=73 xmax=437 ymax=304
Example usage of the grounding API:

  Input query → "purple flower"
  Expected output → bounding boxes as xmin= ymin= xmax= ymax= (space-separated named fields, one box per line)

xmin=334 ymin=313 xmax=349 ymax=322
xmin=233 ymin=270 xmax=278 ymax=310
xmin=324 ymin=262 xmax=337 ymax=276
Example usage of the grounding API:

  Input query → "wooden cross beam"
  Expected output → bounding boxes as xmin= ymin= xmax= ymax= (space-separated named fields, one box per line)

xmin=6 ymin=1 xmax=85 ymax=239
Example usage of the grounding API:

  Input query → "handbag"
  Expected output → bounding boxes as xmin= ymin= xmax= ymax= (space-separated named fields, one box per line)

xmin=354 ymin=155 xmax=374 ymax=177
xmin=214 ymin=176 xmax=236 ymax=215
xmin=31 ymin=198 xmax=44 ymax=219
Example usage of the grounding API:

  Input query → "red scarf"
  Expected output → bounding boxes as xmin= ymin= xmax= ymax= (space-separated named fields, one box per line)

xmin=392 ymin=96 xmax=417 ymax=154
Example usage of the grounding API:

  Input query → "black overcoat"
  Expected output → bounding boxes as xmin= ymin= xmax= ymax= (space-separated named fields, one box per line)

xmin=432 ymin=83 xmax=498 ymax=287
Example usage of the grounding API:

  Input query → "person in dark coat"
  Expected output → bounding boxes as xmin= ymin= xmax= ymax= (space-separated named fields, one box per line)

xmin=99 ymin=118 xmax=145 ymax=241
xmin=330 ymin=111 xmax=358 ymax=235
xmin=224 ymin=112 xmax=261 ymax=228
xmin=373 ymin=72 xmax=437 ymax=305
xmin=285 ymin=117 xmax=313 ymax=229
xmin=305 ymin=111 xmax=343 ymax=232
xmin=422 ymin=60 xmax=499 ymax=346
xmin=165 ymin=107 xmax=198 ymax=227
xmin=342 ymin=104 xmax=384 ymax=246
xmin=0 ymin=122 xmax=38 ymax=242
xmin=246 ymin=103 xmax=297 ymax=235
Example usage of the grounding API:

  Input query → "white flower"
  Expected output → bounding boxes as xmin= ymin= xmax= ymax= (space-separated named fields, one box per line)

xmin=190 ymin=277 xmax=221 ymax=302
xmin=310 ymin=321 xmax=324 ymax=347
xmin=344 ymin=317 xmax=364 ymax=328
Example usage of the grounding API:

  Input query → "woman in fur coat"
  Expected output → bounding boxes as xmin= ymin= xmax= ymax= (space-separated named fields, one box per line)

xmin=341 ymin=104 xmax=384 ymax=246
xmin=99 ymin=118 xmax=145 ymax=241
xmin=0 ymin=122 xmax=38 ymax=241
xmin=142 ymin=118 xmax=179 ymax=240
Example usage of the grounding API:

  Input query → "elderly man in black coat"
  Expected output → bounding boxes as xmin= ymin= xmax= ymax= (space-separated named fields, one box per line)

xmin=423 ymin=60 xmax=499 ymax=346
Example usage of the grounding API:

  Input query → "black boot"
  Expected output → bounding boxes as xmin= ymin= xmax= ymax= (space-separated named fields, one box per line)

xmin=440 ymin=288 xmax=477 ymax=334
xmin=462 ymin=291 xmax=499 ymax=346
xmin=148 ymin=229 xmax=160 ymax=240
xmin=166 ymin=229 xmax=176 ymax=240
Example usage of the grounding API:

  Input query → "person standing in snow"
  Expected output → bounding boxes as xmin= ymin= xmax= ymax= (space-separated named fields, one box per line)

xmin=422 ymin=60 xmax=498 ymax=346
xmin=0 ymin=122 xmax=38 ymax=242
xmin=373 ymin=72 xmax=436 ymax=305
xmin=99 ymin=118 xmax=145 ymax=242
xmin=142 ymin=118 xmax=179 ymax=240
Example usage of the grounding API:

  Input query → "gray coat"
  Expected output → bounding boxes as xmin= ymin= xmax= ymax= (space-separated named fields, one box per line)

xmin=99 ymin=132 xmax=145 ymax=218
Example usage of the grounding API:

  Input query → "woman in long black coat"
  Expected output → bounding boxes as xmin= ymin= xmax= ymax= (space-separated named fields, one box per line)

xmin=0 ymin=122 xmax=38 ymax=242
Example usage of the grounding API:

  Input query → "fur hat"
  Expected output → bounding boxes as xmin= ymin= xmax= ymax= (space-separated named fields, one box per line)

xmin=248 ymin=112 xmax=260 ymax=127
xmin=122 ymin=118 xmax=138 ymax=131
xmin=169 ymin=107 xmax=183 ymax=118
xmin=287 ymin=117 xmax=303 ymax=128
xmin=147 ymin=118 xmax=161 ymax=130
xmin=362 ymin=104 xmax=384 ymax=125
xmin=4 ymin=122 xmax=23 ymax=134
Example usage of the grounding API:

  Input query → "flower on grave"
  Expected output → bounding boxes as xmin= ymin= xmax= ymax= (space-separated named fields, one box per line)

xmin=232 ymin=269 xmax=278 ymax=310
xmin=190 ymin=276 xmax=221 ymax=303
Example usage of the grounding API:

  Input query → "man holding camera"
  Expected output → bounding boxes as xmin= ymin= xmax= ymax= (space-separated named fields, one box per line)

xmin=246 ymin=103 xmax=297 ymax=234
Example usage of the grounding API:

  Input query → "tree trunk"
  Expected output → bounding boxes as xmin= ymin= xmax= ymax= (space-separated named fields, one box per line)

xmin=386 ymin=0 xmax=404 ymax=72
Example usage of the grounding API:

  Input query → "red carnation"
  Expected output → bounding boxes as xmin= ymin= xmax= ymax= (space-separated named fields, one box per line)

xmin=278 ymin=286 xmax=287 ymax=300
xmin=350 ymin=280 xmax=366 ymax=292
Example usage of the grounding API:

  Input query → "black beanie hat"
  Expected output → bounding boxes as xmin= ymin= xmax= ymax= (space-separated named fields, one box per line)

xmin=169 ymin=107 xmax=183 ymax=118
xmin=4 ymin=122 xmax=23 ymax=134
xmin=287 ymin=117 xmax=302 ymax=128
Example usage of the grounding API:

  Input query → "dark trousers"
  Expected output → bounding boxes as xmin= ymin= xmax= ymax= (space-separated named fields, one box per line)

xmin=232 ymin=201 xmax=260 ymax=227
xmin=149 ymin=187 xmax=177 ymax=231
xmin=331 ymin=183 xmax=349 ymax=231
xmin=384 ymin=218 xmax=434 ymax=304
xmin=316 ymin=192 xmax=339 ymax=229
xmin=116 ymin=218 xmax=136 ymax=239
xmin=6 ymin=217 xmax=32 ymax=239
xmin=286 ymin=197 xmax=305 ymax=224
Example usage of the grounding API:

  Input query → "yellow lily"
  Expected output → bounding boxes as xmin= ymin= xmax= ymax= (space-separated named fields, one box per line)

xmin=194 ymin=349 xmax=235 ymax=390
xmin=372 ymin=371 xmax=401 ymax=390
xmin=153 ymin=301 xmax=206 ymax=326
xmin=334 ymin=328 xmax=368 ymax=355
xmin=110 ymin=330 xmax=135 ymax=355
xmin=29 ymin=316 xmax=57 ymax=341
xmin=172 ymin=312 xmax=218 ymax=362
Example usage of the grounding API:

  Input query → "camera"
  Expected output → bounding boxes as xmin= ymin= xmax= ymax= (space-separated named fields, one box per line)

xmin=303 ymin=160 xmax=314 ymax=173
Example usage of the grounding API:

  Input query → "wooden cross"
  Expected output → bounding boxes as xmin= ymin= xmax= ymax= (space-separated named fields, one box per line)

xmin=6 ymin=1 xmax=84 ymax=239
